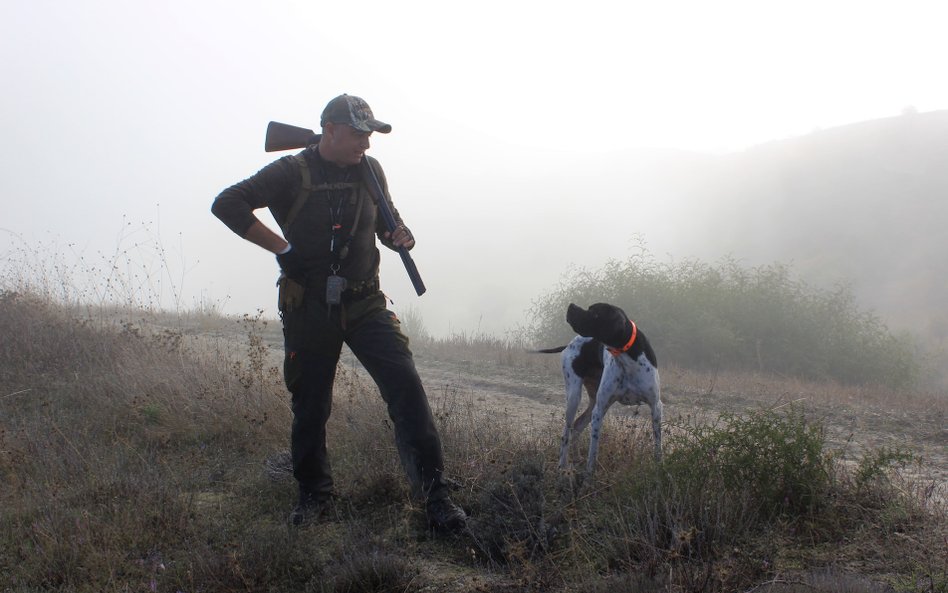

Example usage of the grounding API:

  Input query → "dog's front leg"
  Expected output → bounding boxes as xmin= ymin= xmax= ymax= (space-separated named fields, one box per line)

xmin=559 ymin=370 xmax=584 ymax=469
xmin=586 ymin=364 xmax=620 ymax=474
xmin=586 ymin=397 xmax=611 ymax=474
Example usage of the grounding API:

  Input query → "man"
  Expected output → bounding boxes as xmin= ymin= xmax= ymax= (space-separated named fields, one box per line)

xmin=211 ymin=94 xmax=467 ymax=531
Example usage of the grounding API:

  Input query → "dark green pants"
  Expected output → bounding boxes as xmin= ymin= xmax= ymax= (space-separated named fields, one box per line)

xmin=281 ymin=291 xmax=449 ymax=502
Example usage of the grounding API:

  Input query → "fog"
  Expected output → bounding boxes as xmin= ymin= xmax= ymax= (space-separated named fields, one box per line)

xmin=3 ymin=0 xmax=948 ymax=338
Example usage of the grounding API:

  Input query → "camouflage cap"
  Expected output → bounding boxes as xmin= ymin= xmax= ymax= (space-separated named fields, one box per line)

xmin=320 ymin=94 xmax=392 ymax=134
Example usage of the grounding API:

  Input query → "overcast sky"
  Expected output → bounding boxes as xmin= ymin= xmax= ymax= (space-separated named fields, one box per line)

xmin=2 ymin=0 xmax=947 ymax=337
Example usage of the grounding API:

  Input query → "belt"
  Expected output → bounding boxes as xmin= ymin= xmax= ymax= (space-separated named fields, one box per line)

xmin=304 ymin=274 xmax=377 ymax=292
xmin=341 ymin=277 xmax=379 ymax=303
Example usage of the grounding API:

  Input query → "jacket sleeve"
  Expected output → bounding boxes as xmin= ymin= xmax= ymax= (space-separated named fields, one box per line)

xmin=211 ymin=156 xmax=297 ymax=237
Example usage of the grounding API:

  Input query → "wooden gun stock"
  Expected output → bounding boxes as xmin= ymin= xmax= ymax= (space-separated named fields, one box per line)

xmin=265 ymin=121 xmax=320 ymax=152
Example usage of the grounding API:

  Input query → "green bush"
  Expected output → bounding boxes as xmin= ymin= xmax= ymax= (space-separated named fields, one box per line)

xmin=663 ymin=406 xmax=830 ymax=518
xmin=576 ymin=407 xmax=830 ymax=572
xmin=526 ymin=250 xmax=919 ymax=388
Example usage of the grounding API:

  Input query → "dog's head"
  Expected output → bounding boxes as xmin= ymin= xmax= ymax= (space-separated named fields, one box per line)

xmin=566 ymin=302 xmax=633 ymax=349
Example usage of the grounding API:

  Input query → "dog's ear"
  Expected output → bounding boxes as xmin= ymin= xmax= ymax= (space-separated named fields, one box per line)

xmin=566 ymin=303 xmax=586 ymax=328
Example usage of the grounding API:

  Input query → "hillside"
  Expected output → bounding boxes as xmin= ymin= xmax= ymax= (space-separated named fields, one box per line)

xmin=672 ymin=109 xmax=948 ymax=338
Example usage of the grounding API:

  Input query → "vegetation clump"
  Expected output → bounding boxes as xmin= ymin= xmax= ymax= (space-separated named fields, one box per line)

xmin=527 ymin=250 xmax=919 ymax=388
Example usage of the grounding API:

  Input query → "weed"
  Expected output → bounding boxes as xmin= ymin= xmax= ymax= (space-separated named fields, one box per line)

xmin=319 ymin=534 xmax=420 ymax=593
xmin=854 ymin=445 xmax=917 ymax=491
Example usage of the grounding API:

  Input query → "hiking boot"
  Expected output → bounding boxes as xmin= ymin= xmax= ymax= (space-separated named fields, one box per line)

xmin=289 ymin=494 xmax=332 ymax=526
xmin=426 ymin=496 xmax=467 ymax=532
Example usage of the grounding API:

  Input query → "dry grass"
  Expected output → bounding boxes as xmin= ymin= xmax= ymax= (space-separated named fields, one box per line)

xmin=1 ymin=291 xmax=946 ymax=592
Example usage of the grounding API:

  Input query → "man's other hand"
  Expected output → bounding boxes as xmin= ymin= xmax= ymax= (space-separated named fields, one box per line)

xmin=386 ymin=225 xmax=415 ymax=250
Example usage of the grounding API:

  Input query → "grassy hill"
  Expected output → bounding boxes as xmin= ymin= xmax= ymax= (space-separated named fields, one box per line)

xmin=1 ymin=292 xmax=944 ymax=592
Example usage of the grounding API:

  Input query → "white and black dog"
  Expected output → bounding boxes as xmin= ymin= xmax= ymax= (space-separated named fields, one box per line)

xmin=539 ymin=303 xmax=662 ymax=472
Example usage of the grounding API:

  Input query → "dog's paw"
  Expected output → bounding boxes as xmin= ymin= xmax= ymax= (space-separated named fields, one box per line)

xmin=555 ymin=468 xmax=586 ymax=500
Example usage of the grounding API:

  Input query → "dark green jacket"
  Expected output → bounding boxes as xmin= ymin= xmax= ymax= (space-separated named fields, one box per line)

xmin=211 ymin=146 xmax=404 ymax=287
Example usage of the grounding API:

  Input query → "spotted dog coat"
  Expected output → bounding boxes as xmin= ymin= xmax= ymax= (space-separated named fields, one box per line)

xmin=539 ymin=303 xmax=662 ymax=472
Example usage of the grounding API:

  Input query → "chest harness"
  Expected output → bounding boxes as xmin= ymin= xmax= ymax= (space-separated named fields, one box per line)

xmin=283 ymin=153 xmax=366 ymax=265
xmin=282 ymin=153 xmax=370 ymax=317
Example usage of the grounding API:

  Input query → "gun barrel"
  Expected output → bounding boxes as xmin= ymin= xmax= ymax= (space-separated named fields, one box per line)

xmin=360 ymin=158 xmax=427 ymax=296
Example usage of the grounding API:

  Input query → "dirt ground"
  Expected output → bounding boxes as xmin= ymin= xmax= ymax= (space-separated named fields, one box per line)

xmin=396 ymin=348 xmax=947 ymax=502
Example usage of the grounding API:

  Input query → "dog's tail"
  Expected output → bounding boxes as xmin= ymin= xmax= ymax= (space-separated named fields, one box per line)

xmin=532 ymin=345 xmax=568 ymax=354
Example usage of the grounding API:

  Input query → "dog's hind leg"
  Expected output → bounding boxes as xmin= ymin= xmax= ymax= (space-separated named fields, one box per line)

xmin=586 ymin=368 xmax=621 ymax=473
xmin=558 ymin=370 xmax=584 ymax=469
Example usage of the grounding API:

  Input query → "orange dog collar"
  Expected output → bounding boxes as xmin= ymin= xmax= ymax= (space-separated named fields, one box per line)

xmin=607 ymin=320 xmax=637 ymax=357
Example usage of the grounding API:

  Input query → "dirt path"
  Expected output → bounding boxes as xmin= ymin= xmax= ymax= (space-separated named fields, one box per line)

xmin=403 ymin=350 xmax=947 ymax=500
xmin=194 ymin=317 xmax=945 ymax=501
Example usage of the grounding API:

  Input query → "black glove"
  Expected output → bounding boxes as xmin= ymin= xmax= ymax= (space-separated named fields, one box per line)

xmin=276 ymin=247 xmax=306 ymax=280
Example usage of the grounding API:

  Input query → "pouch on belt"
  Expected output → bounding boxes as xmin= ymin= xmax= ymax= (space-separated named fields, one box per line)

xmin=277 ymin=275 xmax=306 ymax=312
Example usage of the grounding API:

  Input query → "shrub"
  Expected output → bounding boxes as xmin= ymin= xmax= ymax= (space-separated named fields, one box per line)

xmin=525 ymin=250 xmax=919 ymax=388
xmin=664 ymin=406 xmax=830 ymax=518
xmin=566 ymin=407 xmax=829 ymax=585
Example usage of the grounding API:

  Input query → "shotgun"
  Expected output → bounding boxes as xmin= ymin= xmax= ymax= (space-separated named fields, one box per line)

xmin=264 ymin=121 xmax=426 ymax=296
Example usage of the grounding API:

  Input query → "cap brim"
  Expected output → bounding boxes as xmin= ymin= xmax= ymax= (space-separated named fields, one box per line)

xmin=351 ymin=119 xmax=391 ymax=134
xmin=367 ymin=119 xmax=391 ymax=134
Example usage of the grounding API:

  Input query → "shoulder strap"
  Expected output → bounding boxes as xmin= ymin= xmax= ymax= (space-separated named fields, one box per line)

xmin=283 ymin=153 xmax=313 ymax=229
xmin=342 ymin=186 xmax=367 ymax=251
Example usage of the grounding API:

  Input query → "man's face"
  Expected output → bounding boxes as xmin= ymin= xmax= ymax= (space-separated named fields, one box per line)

xmin=321 ymin=123 xmax=371 ymax=166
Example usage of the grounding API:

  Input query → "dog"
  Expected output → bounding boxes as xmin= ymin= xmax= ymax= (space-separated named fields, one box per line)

xmin=538 ymin=302 xmax=662 ymax=473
